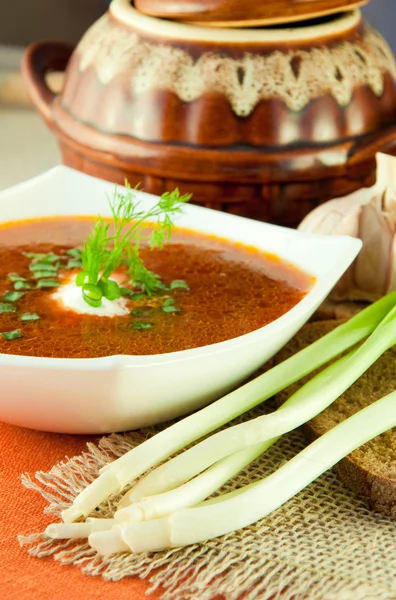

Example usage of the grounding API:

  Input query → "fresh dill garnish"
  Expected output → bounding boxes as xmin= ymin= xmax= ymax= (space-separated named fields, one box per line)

xmin=77 ymin=184 xmax=191 ymax=307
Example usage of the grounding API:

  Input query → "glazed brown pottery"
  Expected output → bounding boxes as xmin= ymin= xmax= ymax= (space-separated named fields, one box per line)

xmin=23 ymin=0 xmax=396 ymax=227
xmin=135 ymin=0 xmax=368 ymax=27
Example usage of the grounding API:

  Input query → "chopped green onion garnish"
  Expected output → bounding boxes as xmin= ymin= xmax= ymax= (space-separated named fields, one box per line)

xmin=8 ymin=273 xmax=26 ymax=282
xmin=99 ymin=279 xmax=121 ymax=301
xmin=170 ymin=280 xmax=189 ymax=291
xmin=67 ymin=259 xmax=82 ymax=269
xmin=36 ymin=279 xmax=60 ymax=288
xmin=14 ymin=281 xmax=32 ymax=290
xmin=82 ymin=283 xmax=102 ymax=303
xmin=24 ymin=252 xmax=60 ymax=263
xmin=66 ymin=248 xmax=82 ymax=259
xmin=23 ymin=252 xmax=47 ymax=260
xmin=0 ymin=303 xmax=16 ymax=313
xmin=162 ymin=305 xmax=180 ymax=313
xmin=2 ymin=291 xmax=24 ymax=302
xmin=76 ymin=272 xmax=90 ymax=287
xmin=120 ymin=287 xmax=132 ymax=297
xmin=29 ymin=262 xmax=58 ymax=273
xmin=1 ymin=329 xmax=22 ymax=340
xmin=131 ymin=307 xmax=152 ymax=317
xmin=130 ymin=292 xmax=147 ymax=302
xmin=32 ymin=271 xmax=60 ymax=279
xmin=133 ymin=321 xmax=153 ymax=330
xmin=163 ymin=298 xmax=176 ymax=307
xmin=20 ymin=313 xmax=40 ymax=322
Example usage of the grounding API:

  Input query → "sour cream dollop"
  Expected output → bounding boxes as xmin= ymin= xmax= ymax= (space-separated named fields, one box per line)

xmin=52 ymin=276 xmax=129 ymax=317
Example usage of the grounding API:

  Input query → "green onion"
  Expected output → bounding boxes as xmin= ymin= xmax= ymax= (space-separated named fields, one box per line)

xmin=99 ymin=280 xmax=121 ymax=301
xmin=14 ymin=281 xmax=31 ymax=291
xmin=66 ymin=248 xmax=82 ymax=259
xmin=133 ymin=322 xmax=153 ymax=330
xmin=0 ymin=303 xmax=16 ymax=313
xmin=8 ymin=273 xmax=26 ymax=282
xmin=162 ymin=305 xmax=180 ymax=313
xmin=82 ymin=283 xmax=102 ymax=306
xmin=61 ymin=292 xmax=396 ymax=524
xmin=131 ymin=307 xmax=152 ymax=317
xmin=2 ymin=291 xmax=25 ymax=302
xmin=36 ymin=279 xmax=60 ymax=289
xmin=162 ymin=298 xmax=175 ymax=307
xmin=1 ymin=329 xmax=22 ymax=340
xmin=120 ymin=287 xmax=132 ymax=297
xmin=130 ymin=292 xmax=147 ymax=302
xmin=20 ymin=313 xmax=40 ymax=322
xmin=25 ymin=252 xmax=60 ymax=263
xmin=170 ymin=280 xmax=189 ymax=291
xmin=23 ymin=252 xmax=47 ymax=260
xmin=29 ymin=262 xmax=58 ymax=273
xmin=67 ymin=259 xmax=83 ymax=269
xmin=76 ymin=272 xmax=90 ymax=287
xmin=32 ymin=271 xmax=60 ymax=279
xmin=98 ymin=390 xmax=396 ymax=554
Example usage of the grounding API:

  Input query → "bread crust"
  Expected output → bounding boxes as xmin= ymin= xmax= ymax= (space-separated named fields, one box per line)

xmin=274 ymin=320 xmax=396 ymax=517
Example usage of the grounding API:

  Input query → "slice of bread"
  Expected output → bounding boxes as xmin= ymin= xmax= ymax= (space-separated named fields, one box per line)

xmin=274 ymin=320 xmax=396 ymax=517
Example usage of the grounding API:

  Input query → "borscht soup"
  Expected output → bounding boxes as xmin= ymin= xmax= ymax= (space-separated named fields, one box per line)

xmin=0 ymin=215 xmax=312 ymax=359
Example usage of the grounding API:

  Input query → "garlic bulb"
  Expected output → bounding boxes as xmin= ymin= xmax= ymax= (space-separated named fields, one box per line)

xmin=299 ymin=184 xmax=396 ymax=302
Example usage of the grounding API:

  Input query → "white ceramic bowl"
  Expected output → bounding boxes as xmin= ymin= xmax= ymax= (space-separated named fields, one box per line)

xmin=0 ymin=167 xmax=361 ymax=433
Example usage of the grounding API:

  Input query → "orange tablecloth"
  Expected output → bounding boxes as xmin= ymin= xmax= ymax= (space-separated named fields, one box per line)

xmin=0 ymin=421 xmax=162 ymax=600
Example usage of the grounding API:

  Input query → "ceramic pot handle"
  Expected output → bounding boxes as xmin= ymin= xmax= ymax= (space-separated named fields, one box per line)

xmin=22 ymin=41 xmax=73 ymax=127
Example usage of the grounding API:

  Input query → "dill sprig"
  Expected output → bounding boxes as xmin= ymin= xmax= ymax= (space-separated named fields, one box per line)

xmin=76 ymin=184 xmax=191 ymax=307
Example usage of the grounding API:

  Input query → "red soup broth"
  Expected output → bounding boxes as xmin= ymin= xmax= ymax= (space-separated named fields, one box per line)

xmin=0 ymin=217 xmax=314 ymax=358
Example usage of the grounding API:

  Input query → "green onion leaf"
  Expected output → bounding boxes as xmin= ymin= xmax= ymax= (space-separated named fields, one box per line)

xmin=82 ymin=284 xmax=102 ymax=307
xmin=2 ymin=291 xmax=25 ymax=302
xmin=36 ymin=279 xmax=60 ymax=289
xmin=14 ymin=281 xmax=32 ymax=290
xmin=1 ymin=329 xmax=22 ymax=340
xmin=99 ymin=279 xmax=121 ymax=301
xmin=29 ymin=262 xmax=58 ymax=273
xmin=67 ymin=259 xmax=83 ymax=269
xmin=170 ymin=280 xmax=189 ymax=291
xmin=131 ymin=307 xmax=153 ymax=317
xmin=76 ymin=271 xmax=90 ymax=287
xmin=23 ymin=252 xmax=47 ymax=260
xmin=130 ymin=292 xmax=147 ymax=302
xmin=32 ymin=271 xmax=60 ymax=279
xmin=120 ymin=287 xmax=132 ymax=297
xmin=163 ymin=298 xmax=175 ymax=307
xmin=162 ymin=305 xmax=180 ymax=313
xmin=0 ymin=303 xmax=16 ymax=313
xmin=40 ymin=253 xmax=61 ymax=264
xmin=8 ymin=273 xmax=26 ymax=282
xmin=133 ymin=321 xmax=153 ymax=330
xmin=66 ymin=248 xmax=82 ymax=259
xmin=20 ymin=313 xmax=40 ymax=322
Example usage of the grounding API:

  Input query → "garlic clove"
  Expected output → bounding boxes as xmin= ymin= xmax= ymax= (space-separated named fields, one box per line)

xmin=354 ymin=203 xmax=392 ymax=299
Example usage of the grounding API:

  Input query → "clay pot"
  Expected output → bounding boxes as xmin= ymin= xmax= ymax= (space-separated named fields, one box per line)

xmin=135 ymin=0 xmax=368 ymax=27
xmin=23 ymin=0 xmax=396 ymax=227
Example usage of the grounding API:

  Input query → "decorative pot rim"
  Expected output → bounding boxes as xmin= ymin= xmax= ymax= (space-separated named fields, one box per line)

xmin=111 ymin=0 xmax=361 ymax=43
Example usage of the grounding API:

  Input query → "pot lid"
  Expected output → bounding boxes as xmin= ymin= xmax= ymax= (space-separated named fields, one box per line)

xmin=134 ymin=0 xmax=369 ymax=27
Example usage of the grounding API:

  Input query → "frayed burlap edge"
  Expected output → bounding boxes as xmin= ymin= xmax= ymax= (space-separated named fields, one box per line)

xmin=18 ymin=419 xmax=396 ymax=600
